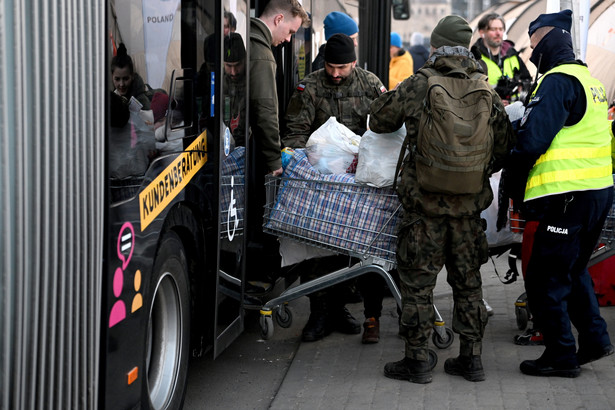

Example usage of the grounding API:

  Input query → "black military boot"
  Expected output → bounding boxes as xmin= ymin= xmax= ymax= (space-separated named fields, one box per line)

xmin=302 ymin=296 xmax=331 ymax=342
xmin=444 ymin=355 xmax=486 ymax=382
xmin=384 ymin=357 xmax=433 ymax=384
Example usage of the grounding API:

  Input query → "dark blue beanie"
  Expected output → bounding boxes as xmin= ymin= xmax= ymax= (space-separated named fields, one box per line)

xmin=528 ymin=9 xmax=572 ymax=37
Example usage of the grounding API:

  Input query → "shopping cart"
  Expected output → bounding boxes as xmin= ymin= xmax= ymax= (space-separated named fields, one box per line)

xmin=259 ymin=153 xmax=454 ymax=358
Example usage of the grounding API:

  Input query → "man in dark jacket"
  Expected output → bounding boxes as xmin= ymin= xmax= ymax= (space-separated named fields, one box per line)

xmin=250 ymin=0 xmax=309 ymax=175
xmin=408 ymin=32 xmax=429 ymax=73
xmin=471 ymin=13 xmax=531 ymax=103
xmin=369 ymin=15 xmax=514 ymax=384
xmin=247 ymin=0 xmax=309 ymax=285
xmin=503 ymin=9 xmax=614 ymax=379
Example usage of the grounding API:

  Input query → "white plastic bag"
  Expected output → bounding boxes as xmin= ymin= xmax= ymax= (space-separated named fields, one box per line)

xmin=505 ymin=101 xmax=525 ymax=122
xmin=355 ymin=125 xmax=407 ymax=187
xmin=305 ymin=117 xmax=361 ymax=174
xmin=278 ymin=237 xmax=335 ymax=267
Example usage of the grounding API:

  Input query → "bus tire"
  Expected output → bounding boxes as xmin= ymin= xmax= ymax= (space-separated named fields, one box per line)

xmin=144 ymin=231 xmax=191 ymax=410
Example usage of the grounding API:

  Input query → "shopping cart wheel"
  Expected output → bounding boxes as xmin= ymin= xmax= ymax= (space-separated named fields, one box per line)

xmin=260 ymin=315 xmax=274 ymax=340
xmin=275 ymin=304 xmax=293 ymax=328
xmin=515 ymin=292 xmax=529 ymax=330
xmin=432 ymin=326 xmax=454 ymax=349
xmin=428 ymin=349 xmax=438 ymax=370
xmin=515 ymin=306 xmax=529 ymax=330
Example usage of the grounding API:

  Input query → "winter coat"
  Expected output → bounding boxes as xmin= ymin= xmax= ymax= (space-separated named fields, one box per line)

xmin=249 ymin=18 xmax=282 ymax=171
xmin=389 ymin=50 xmax=414 ymax=90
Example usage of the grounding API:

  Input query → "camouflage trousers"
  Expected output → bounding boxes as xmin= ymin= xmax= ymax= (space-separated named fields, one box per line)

xmin=396 ymin=213 xmax=489 ymax=361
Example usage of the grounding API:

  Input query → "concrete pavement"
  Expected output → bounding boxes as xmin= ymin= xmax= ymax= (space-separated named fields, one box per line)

xmin=269 ymin=253 xmax=615 ymax=410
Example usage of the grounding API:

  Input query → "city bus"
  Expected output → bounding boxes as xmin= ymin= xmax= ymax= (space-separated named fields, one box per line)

xmin=0 ymin=0 xmax=408 ymax=408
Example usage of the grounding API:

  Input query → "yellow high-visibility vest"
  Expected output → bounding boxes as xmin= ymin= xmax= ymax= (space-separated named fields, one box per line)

xmin=525 ymin=64 xmax=612 ymax=201
xmin=481 ymin=54 xmax=521 ymax=86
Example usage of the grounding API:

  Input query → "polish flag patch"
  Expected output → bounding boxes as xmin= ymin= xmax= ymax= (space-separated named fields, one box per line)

xmin=297 ymin=84 xmax=306 ymax=92
xmin=380 ymin=86 xmax=387 ymax=93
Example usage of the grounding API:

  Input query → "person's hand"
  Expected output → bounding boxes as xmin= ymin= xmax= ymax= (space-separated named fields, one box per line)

xmin=271 ymin=167 xmax=283 ymax=176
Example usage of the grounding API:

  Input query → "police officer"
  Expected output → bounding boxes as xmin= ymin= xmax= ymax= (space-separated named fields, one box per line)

xmin=369 ymin=15 xmax=514 ymax=383
xmin=504 ymin=9 xmax=614 ymax=378
xmin=283 ymin=33 xmax=387 ymax=343
xmin=471 ymin=13 xmax=531 ymax=103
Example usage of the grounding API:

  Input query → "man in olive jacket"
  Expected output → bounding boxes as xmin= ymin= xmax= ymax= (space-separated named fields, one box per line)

xmin=247 ymin=0 xmax=309 ymax=285
xmin=250 ymin=0 xmax=309 ymax=175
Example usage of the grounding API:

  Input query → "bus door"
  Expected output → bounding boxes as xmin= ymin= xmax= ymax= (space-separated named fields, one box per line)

xmin=207 ymin=0 xmax=250 ymax=357
xmin=104 ymin=0 xmax=247 ymax=407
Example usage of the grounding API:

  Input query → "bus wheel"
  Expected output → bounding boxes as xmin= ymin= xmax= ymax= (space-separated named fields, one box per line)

xmin=145 ymin=231 xmax=191 ymax=410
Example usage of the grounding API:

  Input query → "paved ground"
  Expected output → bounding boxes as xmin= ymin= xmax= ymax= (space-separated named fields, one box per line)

xmin=185 ymin=251 xmax=615 ymax=409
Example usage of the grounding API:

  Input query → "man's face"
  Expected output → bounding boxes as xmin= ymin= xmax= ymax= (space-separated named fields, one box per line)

xmin=480 ymin=18 xmax=504 ymax=50
xmin=349 ymin=33 xmax=359 ymax=48
xmin=271 ymin=14 xmax=302 ymax=47
xmin=324 ymin=61 xmax=356 ymax=85
xmin=224 ymin=59 xmax=245 ymax=82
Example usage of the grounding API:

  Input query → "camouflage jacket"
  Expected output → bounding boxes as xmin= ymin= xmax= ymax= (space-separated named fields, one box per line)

xmin=283 ymin=67 xmax=386 ymax=148
xmin=369 ymin=46 xmax=515 ymax=217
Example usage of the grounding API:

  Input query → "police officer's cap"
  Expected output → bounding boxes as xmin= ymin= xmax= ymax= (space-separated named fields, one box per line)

xmin=528 ymin=9 xmax=572 ymax=38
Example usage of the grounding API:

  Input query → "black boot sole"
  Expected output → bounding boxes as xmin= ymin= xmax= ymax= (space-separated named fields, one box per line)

xmin=383 ymin=368 xmax=432 ymax=384
xmin=520 ymin=360 xmax=581 ymax=378
xmin=444 ymin=360 xmax=486 ymax=382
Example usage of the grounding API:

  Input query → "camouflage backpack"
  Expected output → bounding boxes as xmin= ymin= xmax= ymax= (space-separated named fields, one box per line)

xmin=413 ymin=67 xmax=495 ymax=195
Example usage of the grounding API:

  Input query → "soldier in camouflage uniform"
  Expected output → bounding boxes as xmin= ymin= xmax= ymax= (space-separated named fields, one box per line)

xmin=369 ymin=16 xmax=514 ymax=383
xmin=284 ymin=33 xmax=386 ymax=148
xmin=283 ymin=33 xmax=388 ymax=343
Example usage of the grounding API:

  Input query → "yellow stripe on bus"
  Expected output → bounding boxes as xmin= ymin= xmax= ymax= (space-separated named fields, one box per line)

xmin=139 ymin=131 xmax=208 ymax=231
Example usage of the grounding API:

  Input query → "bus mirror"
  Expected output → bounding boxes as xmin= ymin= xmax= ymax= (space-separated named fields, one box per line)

xmin=392 ymin=0 xmax=410 ymax=20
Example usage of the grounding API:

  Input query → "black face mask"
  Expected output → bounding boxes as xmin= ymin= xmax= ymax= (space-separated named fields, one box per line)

xmin=529 ymin=41 xmax=546 ymax=73
xmin=530 ymin=29 xmax=575 ymax=74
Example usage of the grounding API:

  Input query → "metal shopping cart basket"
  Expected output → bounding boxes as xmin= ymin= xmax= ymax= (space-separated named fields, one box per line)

xmin=259 ymin=155 xmax=454 ymax=356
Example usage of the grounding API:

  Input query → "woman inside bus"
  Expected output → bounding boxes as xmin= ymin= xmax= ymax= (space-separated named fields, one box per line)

xmin=111 ymin=43 xmax=151 ymax=110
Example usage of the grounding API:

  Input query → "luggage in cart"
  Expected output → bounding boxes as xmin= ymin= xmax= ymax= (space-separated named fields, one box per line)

xmin=259 ymin=149 xmax=453 ymax=357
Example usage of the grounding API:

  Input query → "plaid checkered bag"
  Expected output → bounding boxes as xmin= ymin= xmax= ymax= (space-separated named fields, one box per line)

xmin=220 ymin=146 xmax=246 ymax=237
xmin=265 ymin=149 xmax=401 ymax=261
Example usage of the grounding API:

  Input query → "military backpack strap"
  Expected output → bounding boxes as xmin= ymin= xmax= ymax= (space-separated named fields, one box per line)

xmin=392 ymin=69 xmax=433 ymax=191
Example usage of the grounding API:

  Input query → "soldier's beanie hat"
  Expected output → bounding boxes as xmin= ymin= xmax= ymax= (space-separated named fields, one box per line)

xmin=224 ymin=33 xmax=245 ymax=63
xmin=390 ymin=32 xmax=402 ymax=48
xmin=528 ymin=9 xmax=572 ymax=38
xmin=324 ymin=12 xmax=358 ymax=41
xmin=430 ymin=15 xmax=472 ymax=49
xmin=324 ymin=33 xmax=356 ymax=64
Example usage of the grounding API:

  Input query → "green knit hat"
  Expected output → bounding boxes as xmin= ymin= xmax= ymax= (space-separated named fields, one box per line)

xmin=430 ymin=15 xmax=472 ymax=48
